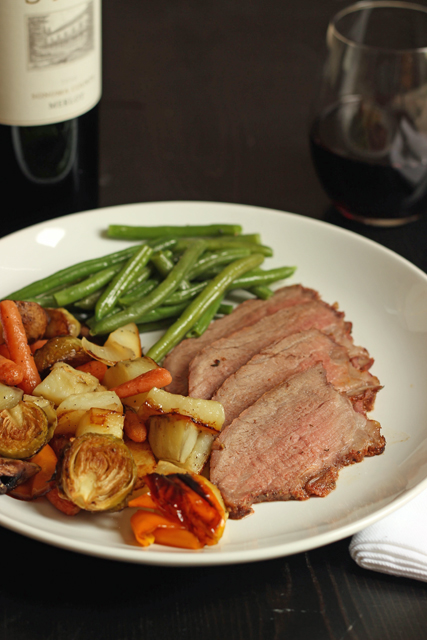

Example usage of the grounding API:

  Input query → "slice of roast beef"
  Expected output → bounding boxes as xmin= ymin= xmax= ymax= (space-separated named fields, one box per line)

xmin=212 ymin=328 xmax=382 ymax=426
xmin=163 ymin=284 xmax=319 ymax=395
xmin=189 ymin=297 xmax=373 ymax=399
xmin=210 ymin=364 xmax=385 ymax=519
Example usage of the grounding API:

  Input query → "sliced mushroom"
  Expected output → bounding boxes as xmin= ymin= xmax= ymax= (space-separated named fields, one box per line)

xmin=0 ymin=457 xmax=41 ymax=495
xmin=44 ymin=308 xmax=81 ymax=339
xmin=15 ymin=301 xmax=49 ymax=344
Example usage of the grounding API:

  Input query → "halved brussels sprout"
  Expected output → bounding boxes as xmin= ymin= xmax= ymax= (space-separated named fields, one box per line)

xmin=82 ymin=323 xmax=142 ymax=366
xmin=0 ymin=400 xmax=52 ymax=459
xmin=33 ymin=336 xmax=91 ymax=375
xmin=0 ymin=382 xmax=23 ymax=411
xmin=33 ymin=362 xmax=102 ymax=406
xmin=60 ymin=433 xmax=137 ymax=511
xmin=23 ymin=394 xmax=57 ymax=439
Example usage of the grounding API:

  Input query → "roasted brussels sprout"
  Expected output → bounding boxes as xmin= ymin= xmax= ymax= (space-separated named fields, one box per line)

xmin=60 ymin=433 xmax=137 ymax=511
xmin=0 ymin=400 xmax=53 ymax=459
xmin=24 ymin=394 xmax=57 ymax=438
xmin=33 ymin=336 xmax=92 ymax=376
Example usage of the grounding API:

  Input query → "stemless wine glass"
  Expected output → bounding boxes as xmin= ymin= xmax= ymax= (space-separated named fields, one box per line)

xmin=309 ymin=1 xmax=427 ymax=226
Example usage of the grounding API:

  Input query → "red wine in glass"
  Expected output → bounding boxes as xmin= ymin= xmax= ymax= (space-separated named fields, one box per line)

xmin=310 ymin=2 xmax=427 ymax=226
xmin=310 ymin=97 xmax=427 ymax=226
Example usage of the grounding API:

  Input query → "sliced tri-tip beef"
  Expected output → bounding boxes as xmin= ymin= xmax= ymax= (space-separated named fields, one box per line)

xmin=212 ymin=329 xmax=382 ymax=427
xmin=210 ymin=364 xmax=385 ymax=519
xmin=163 ymin=284 xmax=319 ymax=395
xmin=188 ymin=297 xmax=373 ymax=400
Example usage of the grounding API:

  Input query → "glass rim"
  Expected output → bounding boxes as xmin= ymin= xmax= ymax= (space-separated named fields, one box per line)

xmin=328 ymin=0 xmax=427 ymax=53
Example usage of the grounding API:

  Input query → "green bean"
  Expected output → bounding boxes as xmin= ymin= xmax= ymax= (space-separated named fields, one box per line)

xmin=135 ymin=301 xmax=188 ymax=324
xmin=5 ymin=245 xmax=143 ymax=300
xmin=147 ymin=238 xmax=178 ymax=252
xmin=250 ymin=284 xmax=274 ymax=300
xmin=137 ymin=319 xmax=175 ymax=333
xmin=75 ymin=265 xmax=153 ymax=310
xmin=218 ymin=303 xmax=234 ymax=315
xmin=20 ymin=294 xmax=59 ymax=308
xmin=186 ymin=294 xmax=225 ymax=338
xmin=73 ymin=289 xmax=105 ymax=310
xmin=74 ymin=267 xmax=155 ymax=311
xmin=94 ymin=244 xmax=153 ymax=321
xmin=150 ymin=250 xmax=176 ymax=278
xmin=91 ymin=240 xmax=207 ymax=335
xmin=162 ymin=281 xmax=207 ymax=306
xmin=107 ymin=223 xmax=243 ymax=240
xmin=227 ymin=265 xmax=296 ymax=290
xmin=54 ymin=263 xmax=125 ymax=308
xmin=187 ymin=248 xmax=251 ymax=280
xmin=118 ymin=279 xmax=159 ymax=306
xmin=150 ymin=250 xmax=190 ymax=291
xmin=174 ymin=237 xmax=273 ymax=256
xmin=146 ymin=253 xmax=265 ymax=362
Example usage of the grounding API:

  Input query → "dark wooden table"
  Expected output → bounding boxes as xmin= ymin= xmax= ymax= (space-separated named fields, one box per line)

xmin=1 ymin=2 xmax=427 ymax=639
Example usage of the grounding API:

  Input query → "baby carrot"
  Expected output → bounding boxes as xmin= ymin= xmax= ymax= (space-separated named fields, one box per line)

xmin=75 ymin=360 xmax=108 ymax=382
xmin=30 ymin=339 xmax=48 ymax=354
xmin=109 ymin=368 xmax=172 ymax=398
xmin=46 ymin=486 xmax=81 ymax=516
xmin=0 ymin=300 xmax=41 ymax=394
xmin=0 ymin=354 xmax=24 ymax=386
xmin=0 ymin=343 xmax=11 ymax=360
xmin=124 ymin=408 xmax=147 ymax=443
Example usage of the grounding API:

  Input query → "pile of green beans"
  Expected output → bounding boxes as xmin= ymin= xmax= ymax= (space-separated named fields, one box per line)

xmin=4 ymin=223 xmax=296 ymax=361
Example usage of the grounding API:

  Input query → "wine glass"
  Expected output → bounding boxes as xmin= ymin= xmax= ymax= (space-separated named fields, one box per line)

xmin=309 ymin=1 xmax=427 ymax=226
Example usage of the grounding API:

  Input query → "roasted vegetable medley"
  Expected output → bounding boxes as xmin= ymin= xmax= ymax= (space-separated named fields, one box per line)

xmin=0 ymin=223 xmax=295 ymax=550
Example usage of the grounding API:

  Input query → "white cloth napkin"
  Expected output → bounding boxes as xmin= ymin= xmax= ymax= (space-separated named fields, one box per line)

xmin=349 ymin=487 xmax=427 ymax=582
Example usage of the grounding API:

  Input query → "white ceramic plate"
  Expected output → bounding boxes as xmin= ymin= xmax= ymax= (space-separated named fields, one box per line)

xmin=1 ymin=201 xmax=427 ymax=567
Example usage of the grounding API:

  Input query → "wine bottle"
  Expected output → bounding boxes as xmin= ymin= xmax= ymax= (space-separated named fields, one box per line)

xmin=0 ymin=0 xmax=102 ymax=236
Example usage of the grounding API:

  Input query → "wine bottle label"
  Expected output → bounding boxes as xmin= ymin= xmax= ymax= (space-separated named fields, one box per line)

xmin=0 ymin=0 xmax=102 ymax=126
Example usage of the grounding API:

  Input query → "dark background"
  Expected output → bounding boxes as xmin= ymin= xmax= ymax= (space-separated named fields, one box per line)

xmin=1 ymin=2 xmax=427 ymax=639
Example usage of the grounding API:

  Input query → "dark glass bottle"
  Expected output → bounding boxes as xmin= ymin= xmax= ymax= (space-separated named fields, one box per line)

xmin=0 ymin=0 xmax=101 ymax=237
xmin=0 ymin=107 xmax=99 ymax=236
